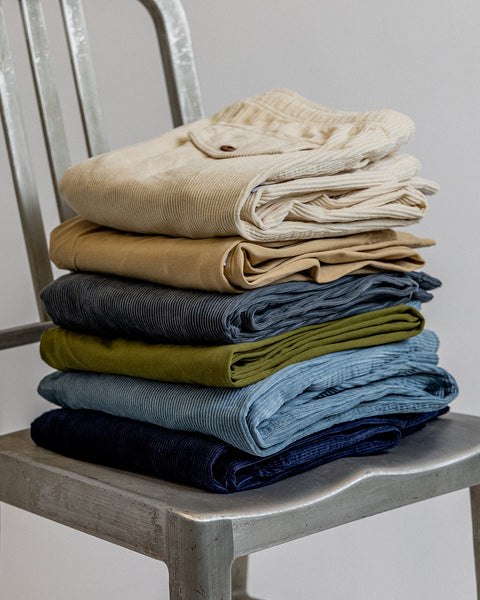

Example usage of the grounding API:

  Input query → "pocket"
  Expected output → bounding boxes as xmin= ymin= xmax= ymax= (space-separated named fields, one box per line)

xmin=188 ymin=122 xmax=318 ymax=159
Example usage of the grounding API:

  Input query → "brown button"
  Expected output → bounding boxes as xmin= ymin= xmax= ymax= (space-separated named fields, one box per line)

xmin=220 ymin=145 xmax=236 ymax=152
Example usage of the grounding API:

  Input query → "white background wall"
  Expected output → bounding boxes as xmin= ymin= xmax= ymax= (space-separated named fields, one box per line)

xmin=0 ymin=0 xmax=479 ymax=598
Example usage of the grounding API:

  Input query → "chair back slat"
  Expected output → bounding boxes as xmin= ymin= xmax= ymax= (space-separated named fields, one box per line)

xmin=60 ymin=0 xmax=109 ymax=157
xmin=19 ymin=0 xmax=76 ymax=222
xmin=0 ymin=1 xmax=53 ymax=327
xmin=139 ymin=0 xmax=203 ymax=126
xmin=0 ymin=0 xmax=203 ymax=350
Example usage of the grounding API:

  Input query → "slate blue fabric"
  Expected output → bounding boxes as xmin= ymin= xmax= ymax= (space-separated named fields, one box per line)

xmin=30 ymin=407 xmax=447 ymax=493
xmin=38 ymin=330 xmax=457 ymax=456
xmin=40 ymin=271 xmax=440 ymax=344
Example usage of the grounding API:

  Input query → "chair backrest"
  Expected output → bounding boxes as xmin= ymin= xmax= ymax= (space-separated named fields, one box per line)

xmin=0 ymin=0 xmax=203 ymax=350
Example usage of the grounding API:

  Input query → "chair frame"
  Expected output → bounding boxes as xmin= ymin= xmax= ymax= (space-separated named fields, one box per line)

xmin=0 ymin=1 xmax=479 ymax=598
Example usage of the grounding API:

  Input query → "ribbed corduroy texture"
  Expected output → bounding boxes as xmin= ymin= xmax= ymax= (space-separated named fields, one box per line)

xmin=40 ymin=304 xmax=424 ymax=387
xmin=49 ymin=217 xmax=435 ymax=292
xmin=40 ymin=271 xmax=440 ymax=344
xmin=38 ymin=331 xmax=457 ymax=456
xmin=58 ymin=89 xmax=437 ymax=241
xmin=30 ymin=407 xmax=447 ymax=493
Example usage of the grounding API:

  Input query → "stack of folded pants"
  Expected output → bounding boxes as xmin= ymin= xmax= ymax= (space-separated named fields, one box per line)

xmin=31 ymin=89 xmax=458 ymax=493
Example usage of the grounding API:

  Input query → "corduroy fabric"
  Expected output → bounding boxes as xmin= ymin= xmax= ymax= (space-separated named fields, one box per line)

xmin=40 ymin=271 xmax=440 ymax=344
xmin=38 ymin=331 xmax=457 ymax=456
xmin=50 ymin=217 xmax=434 ymax=292
xmin=58 ymin=89 xmax=436 ymax=241
xmin=30 ymin=407 xmax=447 ymax=493
xmin=39 ymin=304 xmax=424 ymax=387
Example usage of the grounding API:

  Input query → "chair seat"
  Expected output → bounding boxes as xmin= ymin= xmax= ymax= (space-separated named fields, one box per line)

xmin=1 ymin=412 xmax=479 ymax=563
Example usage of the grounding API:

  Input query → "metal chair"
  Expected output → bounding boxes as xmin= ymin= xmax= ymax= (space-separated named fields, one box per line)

xmin=0 ymin=1 xmax=479 ymax=598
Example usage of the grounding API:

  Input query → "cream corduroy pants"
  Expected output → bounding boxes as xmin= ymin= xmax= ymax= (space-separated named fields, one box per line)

xmin=59 ymin=89 xmax=437 ymax=241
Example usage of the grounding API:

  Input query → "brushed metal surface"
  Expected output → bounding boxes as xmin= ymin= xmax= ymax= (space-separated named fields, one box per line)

xmin=1 ymin=413 xmax=479 ymax=597
xmin=0 ymin=321 xmax=54 ymax=350
xmin=0 ymin=1 xmax=53 ymax=321
xmin=60 ymin=0 xmax=109 ymax=157
xmin=0 ymin=0 xmax=479 ymax=597
xmin=138 ymin=0 xmax=203 ymax=126
xmin=20 ymin=0 xmax=76 ymax=221
xmin=0 ymin=0 xmax=202 ymax=347
xmin=1 ymin=413 xmax=479 ymax=545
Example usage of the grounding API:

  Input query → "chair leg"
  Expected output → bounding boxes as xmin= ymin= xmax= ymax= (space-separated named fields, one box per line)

xmin=166 ymin=514 xmax=234 ymax=600
xmin=0 ymin=502 xmax=3 ymax=593
xmin=232 ymin=555 xmax=263 ymax=600
xmin=471 ymin=484 xmax=480 ymax=599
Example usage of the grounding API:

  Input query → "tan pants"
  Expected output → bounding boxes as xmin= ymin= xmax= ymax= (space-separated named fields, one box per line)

xmin=50 ymin=217 xmax=434 ymax=293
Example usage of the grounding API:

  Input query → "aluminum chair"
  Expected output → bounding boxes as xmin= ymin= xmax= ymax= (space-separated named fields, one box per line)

xmin=0 ymin=1 xmax=479 ymax=598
